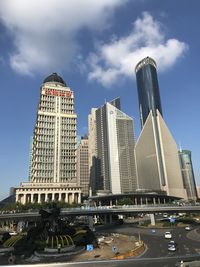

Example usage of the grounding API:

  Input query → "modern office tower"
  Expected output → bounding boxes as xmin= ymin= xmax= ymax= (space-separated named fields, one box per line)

xmin=15 ymin=73 xmax=81 ymax=204
xmin=135 ymin=57 xmax=163 ymax=128
xmin=95 ymin=98 xmax=137 ymax=194
xmin=77 ymin=136 xmax=89 ymax=197
xmin=88 ymin=108 xmax=99 ymax=193
xmin=179 ymin=150 xmax=198 ymax=200
xmin=134 ymin=57 xmax=187 ymax=199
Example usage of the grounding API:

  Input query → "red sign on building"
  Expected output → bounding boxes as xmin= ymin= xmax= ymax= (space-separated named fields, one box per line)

xmin=45 ymin=89 xmax=72 ymax=98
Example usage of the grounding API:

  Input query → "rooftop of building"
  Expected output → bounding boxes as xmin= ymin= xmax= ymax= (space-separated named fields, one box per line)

xmin=43 ymin=73 xmax=66 ymax=86
xmin=135 ymin=56 xmax=157 ymax=73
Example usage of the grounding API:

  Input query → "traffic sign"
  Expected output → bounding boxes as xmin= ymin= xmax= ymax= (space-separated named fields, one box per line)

xmin=112 ymin=245 xmax=118 ymax=253
xmin=86 ymin=244 xmax=94 ymax=251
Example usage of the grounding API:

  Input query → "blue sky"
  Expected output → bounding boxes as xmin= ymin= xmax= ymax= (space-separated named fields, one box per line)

xmin=0 ymin=0 xmax=199 ymax=200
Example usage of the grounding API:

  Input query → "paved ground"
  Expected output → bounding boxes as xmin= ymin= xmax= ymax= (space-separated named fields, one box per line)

xmin=72 ymin=233 xmax=142 ymax=261
xmin=0 ymin=230 xmax=143 ymax=265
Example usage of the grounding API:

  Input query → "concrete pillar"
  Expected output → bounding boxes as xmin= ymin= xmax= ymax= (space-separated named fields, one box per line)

xmin=140 ymin=197 xmax=143 ymax=205
xmin=153 ymin=197 xmax=156 ymax=205
xmin=38 ymin=194 xmax=41 ymax=204
xmin=110 ymin=200 xmax=113 ymax=207
xmin=52 ymin=193 xmax=55 ymax=201
xmin=22 ymin=194 xmax=26 ymax=204
xmin=104 ymin=215 xmax=108 ymax=224
xmin=78 ymin=193 xmax=81 ymax=204
xmin=158 ymin=198 xmax=161 ymax=205
xmin=150 ymin=213 xmax=156 ymax=226
xmin=58 ymin=193 xmax=61 ymax=202
xmin=146 ymin=197 xmax=148 ymax=205
xmin=72 ymin=193 xmax=75 ymax=203
xmin=135 ymin=197 xmax=138 ymax=205
xmin=62 ymin=193 xmax=66 ymax=202
xmin=45 ymin=193 xmax=48 ymax=202
xmin=88 ymin=216 xmax=94 ymax=231
xmin=163 ymin=198 xmax=166 ymax=204
xmin=109 ymin=214 xmax=112 ymax=224
xmin=31 ymin=194 xmax=34 ymax=203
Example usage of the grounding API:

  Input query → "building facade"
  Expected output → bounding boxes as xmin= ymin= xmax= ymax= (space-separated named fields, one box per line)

xmin=95 ymin=98 xmax=137 ymax=194
xmin=77 ymin=136 xmax=89 ymax=197
xmin=134 ymin=57 xmax=186 ymax=199
xmin=16 ymin=73 xmax=81 ymax=204
xmin=197 ymin=186 xmax=200 ymax=199
xmin=28 ymin=136 xmax=33 ymax=181
xmin=179 ymin=150 xmax=198 ymax=200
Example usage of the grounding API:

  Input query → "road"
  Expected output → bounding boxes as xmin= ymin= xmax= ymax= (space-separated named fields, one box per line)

xmin=37 ymin=224 xmax=199 ymax=267
xmin=90 ymin=223 xmax=200 ymax=267
xmin=1 ymin=222 xmax=200 ymax=267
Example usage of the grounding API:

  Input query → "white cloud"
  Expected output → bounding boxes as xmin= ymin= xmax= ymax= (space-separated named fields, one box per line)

xmin=87 ymin=12 xmax=188 ymax=87
xmin=0 ymin=0 xmax=126 ymax=75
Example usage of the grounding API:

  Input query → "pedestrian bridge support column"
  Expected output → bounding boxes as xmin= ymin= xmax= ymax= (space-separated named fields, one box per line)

xmin=88 ymin=216 xmax=94 ymax=231
xmin=150 ymin=213 xmax=155 ymax=226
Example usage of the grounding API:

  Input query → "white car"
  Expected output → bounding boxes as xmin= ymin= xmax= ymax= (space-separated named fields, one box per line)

xmin=9 ymin=231 xmax=18 ymax=236
xmin=164 ymin=231 xmax=172 ymax=239
xmin=185 ymin=226 xmax=191 ymax=231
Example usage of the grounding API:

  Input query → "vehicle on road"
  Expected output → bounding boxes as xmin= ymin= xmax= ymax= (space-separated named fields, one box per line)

xmin=163 ymin=213 xmax=168 ymax=218
xmin=9 ymin=231 xmax=17 ymax=236
xmin=185 ymin=226 xmax=191 ymax=231
xmin=168 ymin=240 xmax=177 ymax=252
xmin=164 ymin=231 xmax=172 ymax=239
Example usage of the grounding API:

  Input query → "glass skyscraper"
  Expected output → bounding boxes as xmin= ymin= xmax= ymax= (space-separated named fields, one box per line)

xmin=179 ymin=150 xmax=198 ymax=200
xmin=135 ymin=57 xmax=163 ymax=128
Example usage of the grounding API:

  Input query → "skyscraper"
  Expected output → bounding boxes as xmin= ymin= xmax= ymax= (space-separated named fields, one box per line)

xmin=93 ymin=98 xmax=137 ymax=194
xmin=16 ymin=73 xmax=81 ymax=204
xmin=179 ymin=150 xmax=198 ymax=200
xmin=134 ymin=57 xmax=187 ymax=199
xmin=77 ymin=136 xmax=89 ymax=197
xmin=31 ymin=73 xmax=77 ymax=184
xmin=88 ymin=108 xmax=100 ymax=193
xmin=135 ymin=57 xmax=162 ymax=128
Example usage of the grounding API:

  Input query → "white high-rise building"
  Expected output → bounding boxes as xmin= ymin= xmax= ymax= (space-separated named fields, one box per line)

xmin=88 ymin=108 xmax=98 ymax=193
xmin=94 ymin=98 xmax=137 ymax=194
xmin=16 ymin=73 xmax=81 ymax=204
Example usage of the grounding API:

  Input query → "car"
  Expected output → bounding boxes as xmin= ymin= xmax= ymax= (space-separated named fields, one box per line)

xmin=9 ymin=231 xmax=18 ymax=236
xmin=165 ymin=231 xmax=172 ymax=239
xmin=168 ymin=240 xmax=177 ymax=252
xmin=185 ymin=226 xmax=191 ymax=231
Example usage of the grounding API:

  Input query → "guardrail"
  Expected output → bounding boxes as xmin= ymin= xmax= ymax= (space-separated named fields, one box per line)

xmin=0 ymin=205 xmax=200 ymax=221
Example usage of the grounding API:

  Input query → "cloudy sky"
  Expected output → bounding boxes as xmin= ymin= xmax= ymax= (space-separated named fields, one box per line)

xmin=0 ymin=0 xmax=199 ymax=200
